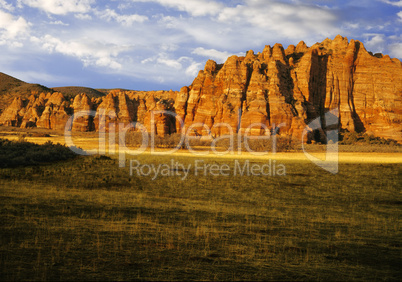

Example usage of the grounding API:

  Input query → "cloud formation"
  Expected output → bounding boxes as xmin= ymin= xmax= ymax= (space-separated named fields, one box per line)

xmin=381 ymin=0 xmax=402 ymax=7
xmin=0 ymin=0 xmax=14 ymax=11
xmin=0 ymin=10 xmax=30 ymax=46
xmin=19 ymin=0 xmax=94 ymax=15
xmin=0 ymin=0 xmax=400 ymax=90
xmin=96 ymin=9 xmax=148 ymax=26
xmin=364 ymin=33 xmax=386 ymax=53
xmin=217 ymin=0 xmax=339 ymax=39
xmin=131 ymin=0 xmax=224 ymax=16
xmin=389 ymin=42 xmax=402 ymax=57
xmin=192 ymin=47 xmax=244 ymax=63
xmin=32 ymin=34 xmax=131 ymax=70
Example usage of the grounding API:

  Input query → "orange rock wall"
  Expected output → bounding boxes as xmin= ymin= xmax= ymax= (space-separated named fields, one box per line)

xmin=0 ymin=36 xmax=401 ymax=142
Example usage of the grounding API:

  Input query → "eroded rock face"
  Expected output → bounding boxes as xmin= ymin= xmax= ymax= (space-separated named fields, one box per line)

xmin=93 ymin=93 xmax=119 ymax=132
xmin=179 ymin=43 xmax=303 ymax=139
xmin=72 ymin=94 xmax=93 ymax=132
xmin=0 ymin=97 xmax=24 ymax=126
xmin=94 ymin=92 xmax=138 ymax=132
xmin=0 ymin=35 xmax=401 ymax=142
xmin=36 ymin=92 xmax=70 ymax=130
xmin=174 ymin=35 xmax=402 ymax=142
xmin=50 ymin=101 xmax=71 ymax=131
xmin=288 ymin=35 xmax=402 ymax=141
xmin=140 ymin=95 xmax=175 ymax=136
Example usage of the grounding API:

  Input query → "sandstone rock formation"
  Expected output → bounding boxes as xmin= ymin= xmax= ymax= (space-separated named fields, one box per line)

xmin=0 ymin=35 xmax=401 ymax=142
xmin=35 ymin=92 xmax=70 ymax=130
xmin=176 ymin=35 xmax=401 ymax=142
xmin=0 ymin=97 xmax=24 ymax=126
xmin=93 ymin=92 xmax=137 ymax=132
xmin=72 ymin=94 xmax=93 ymax=132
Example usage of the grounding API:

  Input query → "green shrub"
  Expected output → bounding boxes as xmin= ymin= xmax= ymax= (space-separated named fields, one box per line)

xmin=0 ymin=138 xmax=78 ymax=168
xmin=339 ymin=131 xmax=400 ymax=146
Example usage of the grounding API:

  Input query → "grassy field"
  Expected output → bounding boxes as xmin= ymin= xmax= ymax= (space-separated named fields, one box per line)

xmin=0 ymin=151 xmax=401 ymax=280
xmin=1 ymin=125 xmax=402 ymax=154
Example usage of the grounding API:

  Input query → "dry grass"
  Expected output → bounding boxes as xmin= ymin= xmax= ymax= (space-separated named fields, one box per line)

xmin=0 ymin=152 xmax=401 ymax=280
xmin=1 ymin=126 xmax=401 ymax=163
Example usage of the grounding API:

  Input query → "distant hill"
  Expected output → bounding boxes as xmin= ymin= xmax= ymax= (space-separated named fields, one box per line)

xmin=0 ymin=72 xmax=25 ymax=95
xmin=0 ymin=72 xmax=54 ymax=113
xmin=52 ymin=87 xmax=136 ymax=99
xmin=96 ymin=88 xmax=132 ymax=95
xmin=0 ymin=73 xmax=109 ymax=113
xmin=52 ymin=86 xmax=106 ymax=100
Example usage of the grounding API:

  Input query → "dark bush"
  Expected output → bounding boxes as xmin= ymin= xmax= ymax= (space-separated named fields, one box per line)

xmin=28 ymin=132 xmax=51 ymax=137
xmin=0 ymin=138 xmax=78 ymax=168
xmin=339 ymin=131 xmax=399 ymax=146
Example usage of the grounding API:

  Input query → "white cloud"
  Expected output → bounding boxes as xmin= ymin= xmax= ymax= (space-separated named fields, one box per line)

xmin=139 ymin=52 xmax=203 ymax=81
xmin=156 ymin=0 xmax=340 ymax=52
xmin=131 ymin=0 xmax=224 ymax=16
xmin=0 ymin=10 xmax=30 ymax=46
xmin=364 ymin=21 xmax=391 ymax=31
xmin=0 ymin=0 xmax=14 ymax=11
xmin=364 ymin=33 xmax=386 ymax=53
xmin=95 ymin=57 xmax=122 ymax=70
xmin=19 ymin=0 xmax=94 ymax=15
xmin=157 ymin=15 xmax=179 ymax=28
xmin=49 ymin=20 xmax=69 ymax=26
xmin=36 ymin=34 xmax=132 ymax=70
xmin=388 ymin=42 xmax=402 ymax=58
xmin=96 ymin=9 xmax=148 ymax=26
xmin=185 ymin=62 xmax=202 ymax=77
xmin=398 ymin=11 xmax=402 ymax=21
xmin=157 ymin=56 xmax=182 ymax=69
xmin=381 ymin=0 xmax=402 ymax=7
xmin=192 ymin=47 xmax=244 ymax=63
xmin=75 ymin=13 xmax=92 ymax=20
xmin=217 ymin=0 xmax=339 ymax=39
xmin=117 ymin=2 xmax=132 ymax=11
xmin=160 ymin=43 xmax=179 ymax=52
xmin=142 ymin=53 xmax=182 ymax=69
xmin=388 ymin=35 xmax=400 ymax=40
xmin=342 ymin=22 xmax=360 ymax=30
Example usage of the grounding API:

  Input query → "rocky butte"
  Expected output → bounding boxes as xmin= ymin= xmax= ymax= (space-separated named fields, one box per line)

xmin=0 ymin=35 xmax=401 ymax=143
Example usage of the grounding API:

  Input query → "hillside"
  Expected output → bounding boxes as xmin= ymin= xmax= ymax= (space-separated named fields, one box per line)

xmin=0 ymin=73 xmax=54 ymax=113
xmin=0 ymin=75 xmax=108 ymax=113
xmin=52 ymin=86 xmax=106 ymax=99
xmin=0 ymin=72 xmax=25 ymax=95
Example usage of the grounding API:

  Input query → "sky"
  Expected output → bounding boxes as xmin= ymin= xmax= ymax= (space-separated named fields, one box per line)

xmin=0 ymin=0 xmax=401 ymax=91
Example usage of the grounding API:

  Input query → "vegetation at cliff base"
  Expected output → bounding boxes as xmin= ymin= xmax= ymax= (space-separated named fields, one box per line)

xmin=0 ymin=137 xmax=79 ymax=168
xmin=339 ymin=131 xmax=399 ymax=146
xmin=125 ymin=132 xmax=297 ymax=152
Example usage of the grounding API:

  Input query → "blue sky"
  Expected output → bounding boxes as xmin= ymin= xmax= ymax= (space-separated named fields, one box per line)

xmin=0 ymin=0 xmax=401 ymax=91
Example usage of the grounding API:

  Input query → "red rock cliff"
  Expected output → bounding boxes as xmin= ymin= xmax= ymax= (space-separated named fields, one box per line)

xmin=0 ymin=36 xmax=401 ymax=142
